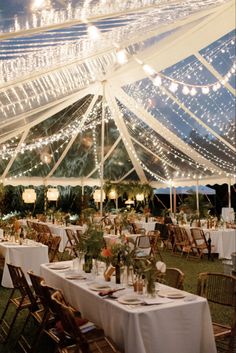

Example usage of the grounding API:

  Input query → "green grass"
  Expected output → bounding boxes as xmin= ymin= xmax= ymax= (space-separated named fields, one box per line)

xmin=0 ymin=252 xmax=232 ymax=353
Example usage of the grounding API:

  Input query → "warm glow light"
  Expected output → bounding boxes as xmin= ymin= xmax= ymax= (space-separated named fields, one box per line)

xmin=93 ymin=189 xmax=106 ymax=203
xmin=136 ymin=193 xmax=144 ymax=201
xmin=47 ymin=188 xmax=59 ymax=201
xmin=125 ymin=199 xmax=135 ymax=205
xmin=31 ymin=0 xmax=48 ymax=11
xmin=87 ymin=25 xmax=101 ymax=40
xmin=116 ymin=49 xmax=128 ymax=65
xmin=22 ymin=189 xmax=36 ymax=203
xmin=108 ymin=189 xmax=117 ymax=199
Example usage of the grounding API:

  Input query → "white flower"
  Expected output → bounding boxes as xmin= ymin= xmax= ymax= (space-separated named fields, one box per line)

xmin=156 ymin=261 xmax=166 ymax=273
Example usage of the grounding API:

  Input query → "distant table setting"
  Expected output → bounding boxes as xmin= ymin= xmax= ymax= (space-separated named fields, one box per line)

xmin=183 ymin=226 xmax=236 ymax=259
xmin=40 ymin=260 xmax=217 ymax=353
xmin=20 ymin=219 xmax=86 ymax=252
xmin=0 ymin=239 xmax=48 ymax=288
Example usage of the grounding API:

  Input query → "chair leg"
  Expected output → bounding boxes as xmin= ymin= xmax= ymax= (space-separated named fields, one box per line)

xmin=0 ymin=290 xmax=20 ymax=342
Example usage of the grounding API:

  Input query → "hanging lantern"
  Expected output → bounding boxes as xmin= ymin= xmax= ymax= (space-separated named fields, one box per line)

xmin=93 ymin=189 xmax=106 ymax=203
xmin=136 ymin=193 xmax=145 ymax=202
xmin=125 ymin=199 xmax=135 ymax=205
xmin=108 ymin=189 xmax=117 ymax=200
xmin=47 ymin=188 xmax=59 ymax=201
xmin=22 ymin=189 xmax=36 ymax=203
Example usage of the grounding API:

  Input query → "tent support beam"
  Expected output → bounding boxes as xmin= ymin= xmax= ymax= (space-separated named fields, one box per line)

xmin=1 ymin=128 xmax=30 ymax=180
xmin=106 ymin=84 xmax=147 ymax=183
xmin=0 ymin=85 xmax=98 ymax=144
xmin=161 ymin=87 xmax=236 ymax=153
xmin=86 ymin=136 xmax=122 ymax=179
xmin=114 ymin=86 xmax=223 ymax=174
xmin=130 ymin=136 xmax=178 ymax=171
xmin=45 ymin=94 xmax=99 ymax=180
xmin=195 ymin=53 xmax=236 ymax=96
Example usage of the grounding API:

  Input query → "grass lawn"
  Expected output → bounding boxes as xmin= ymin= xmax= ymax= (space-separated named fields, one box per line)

xmin=0 ymin=251 xmax=233 ymax=353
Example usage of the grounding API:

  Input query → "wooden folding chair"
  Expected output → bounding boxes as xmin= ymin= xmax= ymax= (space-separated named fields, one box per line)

xmin=48 ymin=236 xmax=61 ymax=262
xmin=0 ymin=264 xmax=38 ymax=343
xmin=190 ymin=228 xmax=214 ymax=260
xmin=172 ymin=226 xmax=192 ymax=257
xmin=64 ymin=229 xmax=79 ymax=258
xmin=147 ymin=230 xmax=163 ymax=261
xmin=17 ymin=271 xmax=59 ymax=353
xmin=197 ymin=272 xmax=236 ymax=352
xmin=51 ymin=291 xmax=121 ymax=353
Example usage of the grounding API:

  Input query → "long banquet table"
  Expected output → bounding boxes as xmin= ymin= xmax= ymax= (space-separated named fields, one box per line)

xmin=40 ymin=261 xmax=217 ymax=353
xmin=0 ymin=240 xmax=49 ymax=288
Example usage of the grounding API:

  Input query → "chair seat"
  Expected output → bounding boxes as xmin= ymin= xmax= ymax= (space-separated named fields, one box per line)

xmin=213 ymin=322 xmax=232 ymax=337
xmin=11 ymin=296 xmax=33 ymax=309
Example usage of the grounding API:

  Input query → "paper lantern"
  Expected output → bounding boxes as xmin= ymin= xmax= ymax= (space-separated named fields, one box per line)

xmin=93 ymin=189 xmax=106 ymax=203
xmin=108 ymin=189 xmax=117 ymax=199
xmin=22 ymin=189 xmax=36 ymax=203
xmin=47 ymin=188 xmax=59 ymax=201
xmin=136 ymin=193 xmax=144 ymax=201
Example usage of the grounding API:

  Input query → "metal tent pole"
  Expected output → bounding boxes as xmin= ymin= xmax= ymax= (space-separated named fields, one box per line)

xmin=100 ymin=81 xmax=106 ymax=217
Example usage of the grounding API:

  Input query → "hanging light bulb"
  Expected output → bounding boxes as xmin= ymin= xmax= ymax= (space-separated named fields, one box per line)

xmin=152 ymin=75 xmax=162 ymax=87
xmin=116 ymin=49 xmax=128 ymax=65
xmin=182 ymin=86 xmax=190 ymax=95
xmin=190 ymin=87 xmax=197 ymax=96
xmin=142 ymin=64 xmax=156 ymax=76
xmin=169 ymin=82 xmax=178 ymax=93
xmin=87 ymin=24 xmax=101 ymax=40
xmin=202 ymin=86 xmax=209 ymax=94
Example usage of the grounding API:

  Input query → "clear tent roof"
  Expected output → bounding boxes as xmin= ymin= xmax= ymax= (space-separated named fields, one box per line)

xmin=0 ymin=0 xmax=235 ymax=189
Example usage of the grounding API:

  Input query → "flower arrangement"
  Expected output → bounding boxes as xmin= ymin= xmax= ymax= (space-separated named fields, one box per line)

xmin=101 ymin=236 xmax=136 ymax=268
xmin=134 ymin=256 xmax=166 ymax=296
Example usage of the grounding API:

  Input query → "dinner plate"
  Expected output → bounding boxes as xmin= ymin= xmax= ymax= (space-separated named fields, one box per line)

xmin=48 ymin=264 xmax=71 ymax=270
xmin=117 ymin=295 xmax=143 ymax=305
xmin=158 ymin=290 xmax=185 ymax=299
xmin=65 ymin=274 xmax=86 ymax=280
xmin=88 ymin=283 xmax=112 ymax=291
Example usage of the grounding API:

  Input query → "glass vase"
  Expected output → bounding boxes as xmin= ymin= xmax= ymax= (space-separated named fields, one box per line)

xmin=145 ymin=279 xmax=156 ymax=298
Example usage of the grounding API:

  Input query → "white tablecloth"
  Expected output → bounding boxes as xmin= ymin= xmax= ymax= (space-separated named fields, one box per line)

xmin=135 ymin=221 xmax=157 ymax=233
xmin=209 ymin=229 xmax=236 ymax=259
xmin=221 ymin=207 xmax=235 ymax=222
xmin=0 ymin=241 xmax=49 ymax=288
xmin=21 ymin=219 xmax=86 ymax=252
xmin=40 ymin=261 xmax=216 ymax=353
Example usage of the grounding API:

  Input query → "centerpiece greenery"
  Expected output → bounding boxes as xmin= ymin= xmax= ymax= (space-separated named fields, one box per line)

xmin=133 ymin=256 xmax=166 ymax=297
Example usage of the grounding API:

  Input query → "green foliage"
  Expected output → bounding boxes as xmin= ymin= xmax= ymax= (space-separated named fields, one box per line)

xmin=103 ymin=181 xmax=153 ymax=200
xmin=181 ymin=193 xmax=211 ymax=218
xmin=77 ymin=223 xmax=104 ymax=259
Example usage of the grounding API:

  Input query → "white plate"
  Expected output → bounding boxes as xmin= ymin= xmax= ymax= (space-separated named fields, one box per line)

xmin=65 ymin=274 xmax=86 ymax=280
xmin=48 ymin=264 xmax=71 ymax=270
xmin=118 ymin=295 xmax=143 ymax=305
xmin=158 ymin=290 xmax=185 ymax=299
xmin=88 ymin=283 xmax=112 ymax=291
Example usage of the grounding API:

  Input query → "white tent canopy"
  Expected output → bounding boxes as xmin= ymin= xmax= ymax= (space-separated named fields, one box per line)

xmin=0 ymin=0 xmax=235 ymax=189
